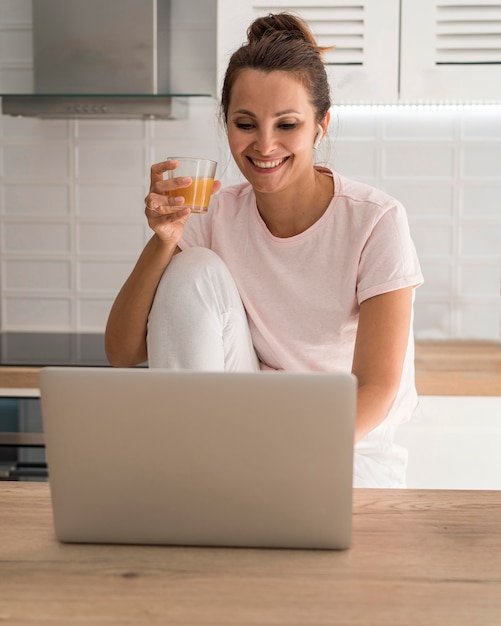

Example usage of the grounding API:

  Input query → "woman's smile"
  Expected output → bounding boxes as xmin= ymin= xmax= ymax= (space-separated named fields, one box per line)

xmin=248 ymin=156 xmax=290 ymax=172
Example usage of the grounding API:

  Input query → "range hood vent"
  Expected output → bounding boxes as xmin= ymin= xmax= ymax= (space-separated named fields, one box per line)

xmin=1 ymin=0 xmax=214 ymax=119
xmin=2 ymin=95 xmax=189 ymax=120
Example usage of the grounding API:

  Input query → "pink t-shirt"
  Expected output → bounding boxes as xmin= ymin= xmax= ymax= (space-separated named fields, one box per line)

xmin=180 ymin=169 xmax=423 ymax=425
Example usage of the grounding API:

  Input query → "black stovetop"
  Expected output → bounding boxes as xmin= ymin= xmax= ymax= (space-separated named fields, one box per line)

xmin=0 ymin=333 xmax=109 ymax=366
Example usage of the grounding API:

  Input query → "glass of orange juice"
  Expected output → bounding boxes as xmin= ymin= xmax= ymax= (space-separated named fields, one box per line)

xmin=165 ymin=157 xmax=217 ymax=214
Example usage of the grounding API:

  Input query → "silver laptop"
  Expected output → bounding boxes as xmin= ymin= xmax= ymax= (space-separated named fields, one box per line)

xmin=39 ymin=367 xmax=356 ymax=550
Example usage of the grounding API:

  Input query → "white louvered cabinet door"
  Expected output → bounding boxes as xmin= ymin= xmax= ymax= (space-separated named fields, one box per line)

xmin=400 ymin=0 xmax=501 ymax=100
xmin=217 ymin=0 xmax=401 ymax=101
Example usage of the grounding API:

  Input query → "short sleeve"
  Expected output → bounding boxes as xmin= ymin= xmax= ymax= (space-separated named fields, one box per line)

xmin=357 ymin=202 xmax=423 ymax=304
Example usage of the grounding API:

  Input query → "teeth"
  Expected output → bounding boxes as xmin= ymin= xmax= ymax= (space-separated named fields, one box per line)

xmin=251 ymin=158 xmax=285 ymax=169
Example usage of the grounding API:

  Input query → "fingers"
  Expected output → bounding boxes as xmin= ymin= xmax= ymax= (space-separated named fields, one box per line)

xmin=144 ymin=204 xmax=191 ymax=242
xmin=149 ymin=158 xmax=191 ymax=188
xmin=145 ymin=205 xmax=190 ymax=223
xmin=150 ymin=158 xmax=178 ymax=184
xmin=144 ymin=191 xmax=185 ymax=214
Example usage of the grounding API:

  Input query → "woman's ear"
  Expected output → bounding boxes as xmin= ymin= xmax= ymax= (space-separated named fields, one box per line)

xmin=313 ymin=124 xmax=324 ymax=150
xmin=314 ymin=112 xmax=330 ymax=150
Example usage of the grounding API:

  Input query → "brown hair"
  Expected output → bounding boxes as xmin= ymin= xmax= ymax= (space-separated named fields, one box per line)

xmin=221 ymin=12 xmax=332 ymax=125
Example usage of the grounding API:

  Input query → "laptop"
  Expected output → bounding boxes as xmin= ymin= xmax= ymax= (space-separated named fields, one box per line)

xmin=39 ymin=367 xmax=356 ymax=550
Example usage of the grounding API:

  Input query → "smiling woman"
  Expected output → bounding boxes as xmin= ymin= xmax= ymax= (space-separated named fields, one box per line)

xmin=105 ymin=12 xmax=424 ymax=488
xmin=224 ymin=69 xmax=334 ymax=234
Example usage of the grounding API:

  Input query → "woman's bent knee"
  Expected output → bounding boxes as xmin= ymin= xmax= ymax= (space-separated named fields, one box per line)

xmin=147 ymin=247 xmax=258 ymax=371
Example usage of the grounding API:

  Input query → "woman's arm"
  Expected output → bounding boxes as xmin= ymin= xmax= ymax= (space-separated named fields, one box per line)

xmin=105 ymin=159 xmax=210 ymax=367
xmin=105 ymin=236 xmax=180 ymax=367
xmin=351 ymin=286 xmax=415 ymax=443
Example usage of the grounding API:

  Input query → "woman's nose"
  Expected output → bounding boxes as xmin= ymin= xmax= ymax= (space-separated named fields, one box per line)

xmin=253 ymin=129 xmax=277 ymax=155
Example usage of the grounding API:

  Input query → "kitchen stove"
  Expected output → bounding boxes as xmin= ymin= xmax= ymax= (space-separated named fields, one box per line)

xmin=0 ymin=333 xmax=109 ymax=481
xmin=0 ymin=332 xmax=109 ymax=366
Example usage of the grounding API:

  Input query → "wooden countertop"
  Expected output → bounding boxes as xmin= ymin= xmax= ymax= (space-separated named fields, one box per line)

xmin=0 ymin=366 xmax=40 ymax=394
xmin=414 ymin=340 xmax=500 ymax=395
xmin=0 ymin=340 xmax=499 ymax=396
xmin=1 ymin=482 xmax=501 ymax=625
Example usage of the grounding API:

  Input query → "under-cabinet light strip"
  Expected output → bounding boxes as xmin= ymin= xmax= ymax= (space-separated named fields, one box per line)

xmin=334 ymin=102 xmax=501 ymax=112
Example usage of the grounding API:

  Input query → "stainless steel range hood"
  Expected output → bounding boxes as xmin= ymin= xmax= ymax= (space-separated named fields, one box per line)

xmin=1 ymin=0 xmax=214 ymax=119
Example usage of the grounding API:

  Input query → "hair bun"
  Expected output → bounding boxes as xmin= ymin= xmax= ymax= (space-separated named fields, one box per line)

xmin=247 ymin=12 xmax=328 ymax=56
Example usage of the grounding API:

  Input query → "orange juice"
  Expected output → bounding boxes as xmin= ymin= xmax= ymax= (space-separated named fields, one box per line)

xmin=168 ymin=177 xmax=214 ymax=213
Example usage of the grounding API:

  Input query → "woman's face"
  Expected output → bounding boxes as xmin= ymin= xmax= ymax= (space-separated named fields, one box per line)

xmin=226 ymin=69 xmax=321 ymax=195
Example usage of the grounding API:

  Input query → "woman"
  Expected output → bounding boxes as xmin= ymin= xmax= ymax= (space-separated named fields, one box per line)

xmin=105 ymin=12 xmax=423 ymax=488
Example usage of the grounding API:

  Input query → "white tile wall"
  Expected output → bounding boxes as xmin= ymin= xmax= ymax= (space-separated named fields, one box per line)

xmin=0 ymin=6 xmax=500 ymax=337
xmin=330 ymin=108 xmax=501 ymax=340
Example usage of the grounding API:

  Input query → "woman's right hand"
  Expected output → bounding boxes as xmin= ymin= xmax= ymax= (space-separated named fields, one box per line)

xmin=144 ymin=159 xmax=192 ymax=246
xmin=144 ymin=159 xmax=221 ymax=246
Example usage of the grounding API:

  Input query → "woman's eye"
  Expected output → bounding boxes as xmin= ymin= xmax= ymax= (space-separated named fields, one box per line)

xmin=235 ymin=122 xmax=255 ymax=131
xmin=278 ymin=122 xmax=298 ymax=130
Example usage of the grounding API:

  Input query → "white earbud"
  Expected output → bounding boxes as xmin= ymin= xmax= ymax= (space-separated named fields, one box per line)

xmin=313 ymin=124 xmax=324 ymax=150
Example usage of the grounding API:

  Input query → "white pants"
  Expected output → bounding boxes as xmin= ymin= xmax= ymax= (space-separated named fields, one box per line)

xmin=148 ymin=247 xmax=260 ymax=371
xmin=147 ymin=247 xmax=408 ymax=488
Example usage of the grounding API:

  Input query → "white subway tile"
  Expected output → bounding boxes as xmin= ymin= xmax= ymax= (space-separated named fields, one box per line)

xmin=383 ymin=112 xmax=456 ymax=140
xmin=457 ymin=302 xmax=500 ymax=340
xmin=77 ymin=260 xmax=133 ymax=292
xmin=76 ymin=144 xmax=145 ymax=181
xmin=2 ymin=116 xmax=69 ymax=140
xmin=413 ymin=299 xmax=452 ymax=338
xmin=3 ymin=297 xmax=71 ymax=330
xmin=76 ymin=120 xmax=145 ymax=141
xmin=384 ymin=144 xmax=454 ymax=178
xmin=0 ymin=0 xmax=32 ymax=21
xmin=77 ymin=223 xmax=144 ymax=255
xmin=382 ymin=182 xmax=454 ymax=217
xmin=77 ymin=184 xmax=145 ymax=218
xmin=142 ymin=221 xmax=153 ymax=246
xmin=459 ymin=223 xmax=501 ymax=257
xmin=151 ymin=100 xmax=219 ymax=141
xmin=462 ymin=112 xmax=501 ymax=140
xmin=461 ymin=185 xmax=501 ymax=218
xmin=77 ymin=298 xmax=114 ymax=332
xmin=333 ymin=113 xmax=378 ymax=139
xmin=332 ymin=140 xmax=378 ymax=178
xmin=458 ymin=263 xmax=501 ymax=297
xmin=3 ymin=184 xmax=70 ymax=216
xmin=3 ymin=144 xmax=70 ymax=178
xmin=3 ymin=222 xmax=70 ymax=253
xmin=418 ymin=262 xmax=451 ymax=296
xmin=152 ymin=141 xmax=220 ymax=165
xmin=409 ymin=221 xmax=452 ymax=258
xmin=4 ymin=259 xmax=71 ymax=290
xmin=462 ymin=145 xmax=501 ymax=179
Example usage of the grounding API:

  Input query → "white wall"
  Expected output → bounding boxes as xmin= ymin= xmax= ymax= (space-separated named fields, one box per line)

xmin=1 ymin=1 xmax=500 ymax=337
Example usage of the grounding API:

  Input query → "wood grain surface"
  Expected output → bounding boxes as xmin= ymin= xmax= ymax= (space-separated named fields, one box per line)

xmin=1 ymin=483 xmax=500 ymax=625
xmin=415 ymin=340 xmax=500 ymax=395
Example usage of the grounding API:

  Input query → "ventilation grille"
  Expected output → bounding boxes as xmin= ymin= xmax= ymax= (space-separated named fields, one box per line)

xmin=436 ymin=3 xmax=501 ymax=64
xmin=252 ymin=4 xmax=365 ymax=65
